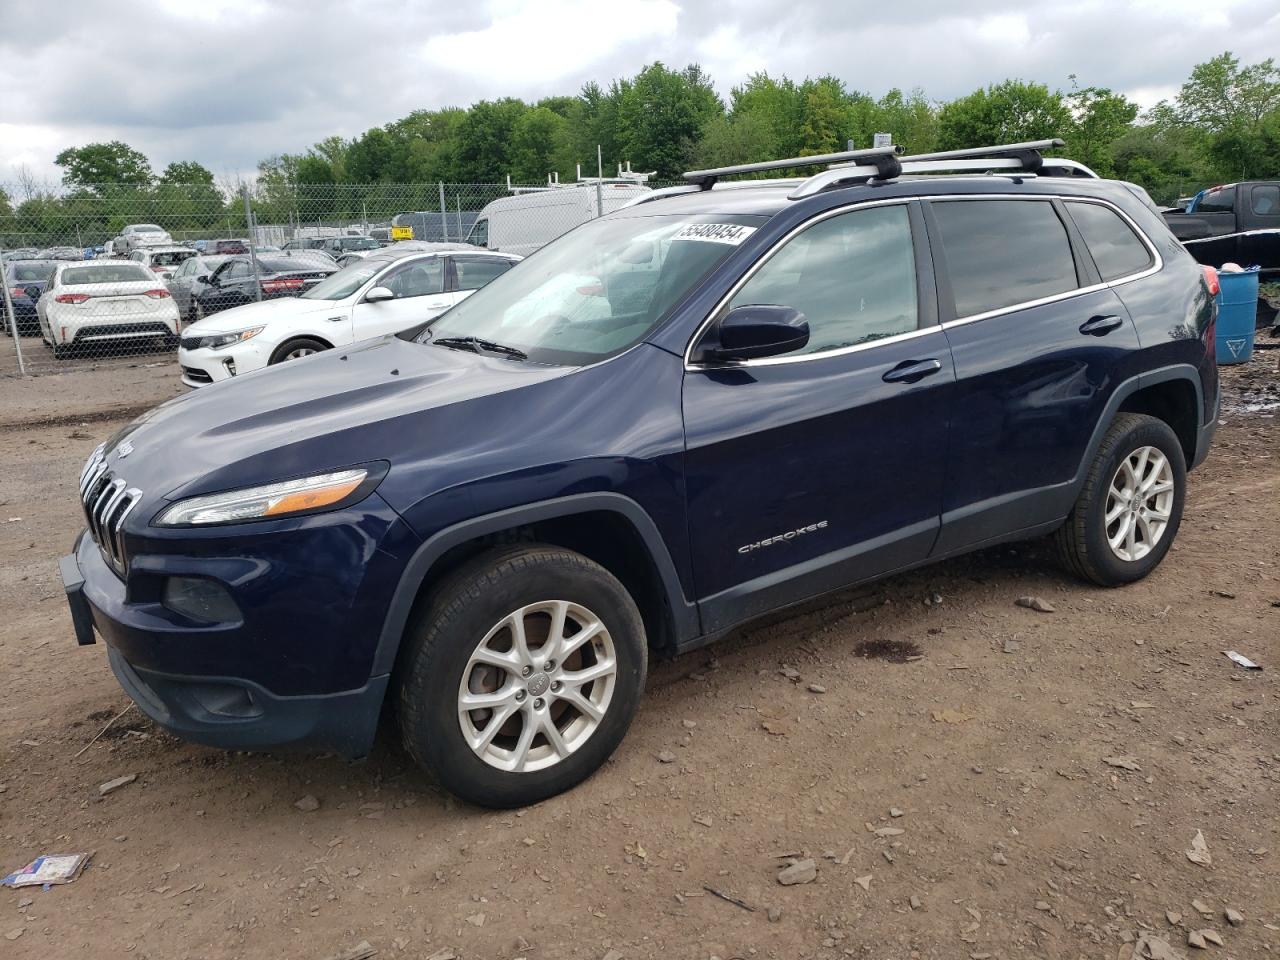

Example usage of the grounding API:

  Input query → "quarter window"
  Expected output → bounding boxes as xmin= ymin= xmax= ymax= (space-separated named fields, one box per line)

xmin=931 ymin=199 xmax=1078 ymax=317
xmin=727 ymin=204 xmax=918 ymax=356
xmin=1066 ymin=201 xmax=1153 ymax=282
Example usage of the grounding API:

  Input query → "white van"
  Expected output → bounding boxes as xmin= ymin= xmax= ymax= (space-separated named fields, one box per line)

xmin=465 ymin=180 xmax=651 ymax=256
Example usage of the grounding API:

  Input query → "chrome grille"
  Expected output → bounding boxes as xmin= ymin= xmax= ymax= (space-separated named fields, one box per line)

xmin=79 ymin=443 xmax=142 ymax=576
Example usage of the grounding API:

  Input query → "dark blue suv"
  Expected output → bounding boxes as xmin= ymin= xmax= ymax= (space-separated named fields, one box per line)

xmin=62 ymin=141 xmax=1220 ymax=807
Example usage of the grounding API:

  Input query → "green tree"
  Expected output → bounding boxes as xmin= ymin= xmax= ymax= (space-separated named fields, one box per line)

xmin=510 ymin=106 xmax=571 ymax=182
xmin=614 ymin=63 xmax=723 ymax=179
xmin=936 ymin=80 xmax=1072 ymax=150
xmin=1172 ymin=52 xmax=1280 ymax=178
xmin=346 ymin=128 xmax=396 ymax=183
xmin=158 ymin=160 xmax=216 ymax=186
xmin=454 ymin=98 xmax=529 ymax=181
xmin=1063 ymin=82 xmax=1138 ymax=176
xmin=54 ymin=141 xmax=153 ymax=191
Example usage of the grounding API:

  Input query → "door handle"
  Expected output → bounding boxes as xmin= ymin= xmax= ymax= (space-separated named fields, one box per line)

xmin=1079 ymin=315 xmax=1124 ymax=336
xmin=882 ymin=358 xmax=942 ymax=384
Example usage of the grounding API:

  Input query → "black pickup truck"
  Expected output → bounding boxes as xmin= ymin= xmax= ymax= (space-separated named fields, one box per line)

xmin=1162 ymin=182 xmax=1280 ymax=275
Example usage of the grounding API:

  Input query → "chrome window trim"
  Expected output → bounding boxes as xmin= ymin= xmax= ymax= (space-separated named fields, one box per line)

xmin=683 ymin=193 xmax=1163 ymax=369
xmin=683 ymin=198 xmax=925 ymax=369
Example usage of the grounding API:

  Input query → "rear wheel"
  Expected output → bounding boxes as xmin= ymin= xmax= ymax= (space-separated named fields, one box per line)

xmin=269 ymin=337 xmax=329 ymax=364
xmin=1055 ymin=413 xmax=1186 ymax=586
xmin=397 ymin=545 xmax=647 ymax=808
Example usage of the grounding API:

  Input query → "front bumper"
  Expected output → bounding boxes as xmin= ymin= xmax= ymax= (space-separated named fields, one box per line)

xmin=178 ymin=342 xmax=268 ymax=388
xmin=60 ymin=494 xmax=418 ymax=758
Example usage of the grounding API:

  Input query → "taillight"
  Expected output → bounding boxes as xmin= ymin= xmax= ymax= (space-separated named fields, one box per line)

xmin=143 ymin=288 xmax=171 ymax=299
xmin=262 ymin=278 xmax=304 ymax=293
xmin=1202 ymin=266 xmax=1220 ymax=297
xmin=9 ymin=287 xmax=26 ymax=298
xmin=55 ymin=293 xmax=90 ymax=304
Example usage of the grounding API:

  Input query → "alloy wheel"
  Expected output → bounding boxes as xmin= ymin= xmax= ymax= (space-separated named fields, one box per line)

xmin=1104 ymin=445 xmax=1175 ymax=562
xmin=284 ymin=346 xmax=317 ymax=360
xmin=457 ymin=600 xmax=617 ymax=773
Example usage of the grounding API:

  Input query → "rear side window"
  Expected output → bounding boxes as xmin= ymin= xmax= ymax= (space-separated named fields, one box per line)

xmin=931 ymin=200 xmax=1078 ymax=317
xmin=729 ymin=203 xmax=918 ymax=355
xmin=455 ymin=257 xmax=513 ymax=292
xmin=1197 ymin=186 xmax=1235 ymax=213
xmin=1252 ymin=185 xmax=1279 ymax=216
xmin=1065 ymin=201 xmax=1153 ymax=282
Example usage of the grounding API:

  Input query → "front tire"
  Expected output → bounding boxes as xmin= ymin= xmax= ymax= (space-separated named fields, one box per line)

xmin=1055 ymin=413 xmax=1186 ymax=586
xmin=269 ymin=337 xmax=330 ymax=364
xmin=397 ymin=545 xmax=648 ymax=808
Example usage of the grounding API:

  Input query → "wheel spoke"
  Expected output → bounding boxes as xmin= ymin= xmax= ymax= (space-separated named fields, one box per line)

xmin=1120 ymin=459 xmax=1139 ymax=492
xmin=1146 ymin=503 xmax=1172 ymax=521
xmin=1144 ymin=480 xmax=1174 ymax=498
xmin=1137 ymin=514 xmax=1155 ymax=547
xmin=510 ymin=711 xmax=539 ymax=772
xmin=1139 ymin=454 xmax=1166 ymax=493
xmin=555 ymin=685 xmax=604 ymax=723
xmin=560 ymin=620 xmax=605 ymax=661
xmin=540 ymin=712 xmax=570 ymax=758
xmin=508 ymin=610 xmax=533 ymax=665
xmin=561 ymin=658 xmax=616 ymax=689
xmin=468 ymin=701 xmax=518 ymax=753
xmin=1109 ymin=513 xmax=1132 ymax=551
xmin=545 ymin=600 xmax=569 ymax=662
xmin=1125 ymin=515 xmax=1138 ymax=555
xmin=459 ymin=686 xmax=516 ymax=711
xmin=1105 ymin=499 xmax=1128 ymax=524
xmin=1132 ymin=448 xmax=1151 ymax=487
xmin=471 ymin=646 xmax=522 ymax=672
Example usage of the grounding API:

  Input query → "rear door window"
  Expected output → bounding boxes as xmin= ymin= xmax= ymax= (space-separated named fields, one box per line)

xmin=930 ymin=199 xmax=1079 ymax=317
xmin=454 ymin=257 xmax=514 ymax=292
xmin=1065 ymin=201 xmax=1153 ymax=282
xmin=1251 ymin=184 xmax=1279 ymax=217
xmin=1197 ymin=186 xmax=1235 ymax=214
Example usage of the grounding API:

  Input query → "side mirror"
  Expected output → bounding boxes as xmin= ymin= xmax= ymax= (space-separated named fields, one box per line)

xmin=693 ymin=304 xmax=809 ymax=363
xmin=196 ymin=274 xmax=211 ymax=284
xmin=364 ymin=286 xmax=396 ymax=303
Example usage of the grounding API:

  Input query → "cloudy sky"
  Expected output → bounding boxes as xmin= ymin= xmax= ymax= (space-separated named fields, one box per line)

xmin=2 ymin=0 xmax=1277 ymax=186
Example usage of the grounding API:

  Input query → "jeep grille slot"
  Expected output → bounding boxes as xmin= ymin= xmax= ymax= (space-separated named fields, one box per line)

xmin=79 ymin=445 xmax=141 ymax=576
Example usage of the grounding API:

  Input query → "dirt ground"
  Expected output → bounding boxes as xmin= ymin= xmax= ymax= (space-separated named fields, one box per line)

xmin=1 ymin=357 xmax=1277 ymax=960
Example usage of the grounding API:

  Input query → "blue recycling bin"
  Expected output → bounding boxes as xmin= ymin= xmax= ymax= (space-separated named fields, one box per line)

xmin=1215 ymin=268 xmax=1259 ymax=365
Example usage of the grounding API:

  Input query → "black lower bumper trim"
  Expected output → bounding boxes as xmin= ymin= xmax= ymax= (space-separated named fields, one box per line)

xmin=108 ymin=648 xmax=387 ymax=759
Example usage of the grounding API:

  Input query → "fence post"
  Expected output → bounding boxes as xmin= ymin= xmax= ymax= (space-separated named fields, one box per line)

xmin=596 ymin=145 xmax=604 ymax=218
xmin=456 ymin=195 xmax=462 ymax=241
xmin=0 ymin=248 xmax=27 ymax=376
xmin=241 ymin=185 xmax=263 ymax=302
xmin=438 ymin=182 xmax=448 ymax=242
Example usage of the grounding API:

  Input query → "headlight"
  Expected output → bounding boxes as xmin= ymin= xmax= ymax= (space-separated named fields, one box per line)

xmin=156 ymin=469 xmax=369 ymax=526
xmin=189 ymin=327 xmax=264 ymax=350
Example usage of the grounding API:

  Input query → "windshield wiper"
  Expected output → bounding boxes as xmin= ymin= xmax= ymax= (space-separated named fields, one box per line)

xmin=431 ymin=336 xmax=527 ymax=360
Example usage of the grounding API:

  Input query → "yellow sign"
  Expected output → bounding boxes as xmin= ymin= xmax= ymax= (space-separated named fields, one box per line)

xmin=390 ymin=225 xmax=414 ymax=241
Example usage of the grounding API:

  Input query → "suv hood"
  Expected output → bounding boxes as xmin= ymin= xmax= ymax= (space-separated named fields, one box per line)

xmin=104 ymin=335 xmax=570 ymax=503
xmin=184 ymin=296 xmax=341 ymax=333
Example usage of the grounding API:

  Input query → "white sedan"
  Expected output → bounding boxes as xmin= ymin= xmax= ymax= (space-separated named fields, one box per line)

xmin=177 ymin=248 xmax=521 ymax=387
xmin=38 ymin=260 xmax=181 ymax=359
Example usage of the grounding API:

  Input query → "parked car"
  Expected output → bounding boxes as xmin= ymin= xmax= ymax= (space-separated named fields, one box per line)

xmin=61 ymin=140 xmax=1219 ymax=808
xmin=2 ymin=259 xmax=57 ymax=335
xmin=189 ymin=254 xmax=338 ymax=320
xmin=36 ymin=246 xmax=88 ymax=261
xmin=321 ymin=235 xmax=382 ymax=257
xmin=165 ymin=254 xmax=231 ymax=323
xmin=203 ymin=238 xmax=249 ymax=256
xmin=37 ymin=260 xmax=179 ymax=357
xmin=178 ymin=248 xmax=520 ymax=386
xmin=2 ymin=248 xmax=40 ymax=262
xmin=1162 ymin=181 xmax=1280 ymax=276
xmin=117 ymin=224 xmax=173 ymax=254
xmin=465 ymin=178 xmax=652 ymax=255
xmin=282 ymin=238 xmax=329 ymax=252
xmin=127 ymin=245 xmax=198 ymax=281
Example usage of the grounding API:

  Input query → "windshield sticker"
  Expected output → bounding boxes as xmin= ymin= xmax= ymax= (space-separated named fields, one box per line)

xmin=671 ymin=223 xmax=757 ymax=245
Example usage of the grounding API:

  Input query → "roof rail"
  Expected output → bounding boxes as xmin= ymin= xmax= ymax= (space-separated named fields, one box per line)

xmin=682 ymin=145 xmax=903 ymax=189
xmin=789 ymin=138 xmax=1087 ymax=198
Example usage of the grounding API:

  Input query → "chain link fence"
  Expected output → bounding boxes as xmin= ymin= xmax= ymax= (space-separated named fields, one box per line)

xmin=1 ymin=176 xmax=660 ymax=377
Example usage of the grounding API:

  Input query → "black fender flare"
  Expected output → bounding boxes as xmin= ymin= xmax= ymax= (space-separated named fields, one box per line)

xmin=1071 ymin=363 xmax=1207 ymax=498
xmin=370 ymin=492 xmax=699 ymax=677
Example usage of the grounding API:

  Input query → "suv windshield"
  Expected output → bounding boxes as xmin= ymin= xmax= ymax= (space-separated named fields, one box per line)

xmin=423 ymin=213 xmax=763 ymax=364
xmin=299 ymin=260 xmax=384 ymax=300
